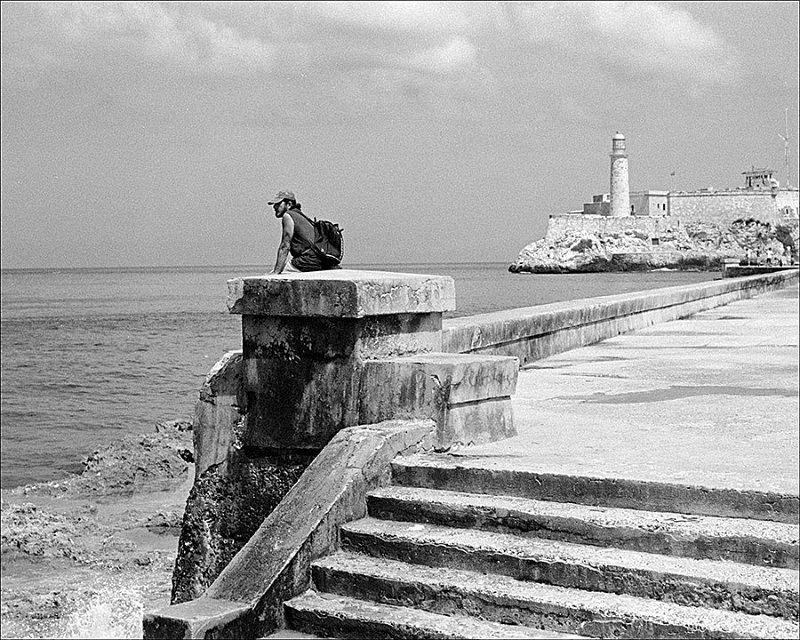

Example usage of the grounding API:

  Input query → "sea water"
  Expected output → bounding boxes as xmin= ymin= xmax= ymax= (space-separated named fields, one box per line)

xmin=0 ymin=263 xmax=718 ymax=488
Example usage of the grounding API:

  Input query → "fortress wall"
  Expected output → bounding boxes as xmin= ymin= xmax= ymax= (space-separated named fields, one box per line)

xmin=775 ymin=189 xmax=800 ymax=217
xmin=546 ymin=215 xmax=658 ymax=240
xmin=668 ymin=191 xmax=785 ymax=225
xmin=545 ymin=215 xmax=681 ymax=242
xmin=547 ymin=190 xmax=800 ymax=243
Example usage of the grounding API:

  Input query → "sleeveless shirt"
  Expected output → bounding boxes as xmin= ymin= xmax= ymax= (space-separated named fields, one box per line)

xmin=285 ymin=208 xmax=323 ymax=271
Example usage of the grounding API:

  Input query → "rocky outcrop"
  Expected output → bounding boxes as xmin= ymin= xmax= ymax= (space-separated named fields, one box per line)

xmin=4 ymin=419 xmax=194 ymax=500
xmin=510 ymin=217 xmax=798 ymax=273
xmin=0 ymin=419 xmax=196 ymax=639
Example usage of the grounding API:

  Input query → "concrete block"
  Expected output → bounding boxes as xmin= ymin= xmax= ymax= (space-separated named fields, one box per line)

xmin=193 ymin=350 xmax=244 ymax=478
xmin=358 ymin=354 xmax=518 ymax=449
xmin=227 ymin=270 xmax=456 ymax=318
xmin=240 ymin=313 xmax=444 ymax=450
xmin=440 ymin=397 xmax=516 ymax=449
xmin=361 ymin=353 xmax=518 ymax=407
xmin=143 ymin=597 xmax=252 ymax=640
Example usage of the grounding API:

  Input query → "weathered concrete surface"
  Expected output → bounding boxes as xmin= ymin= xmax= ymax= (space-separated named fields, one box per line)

xmin=309 ymin=553 xmax=798 ymax=639
xmin=234 ymin=271 xmax=456 ymax=452
xmin=358 ymin=353 xmax=519 ymax=448
xmin=193 ymin=349 xmax=244 ymax=479
xmin=241 ymin=313 xmax=442 ymax=450
xmin=145 ymin=420 xmax=435 ymax=640
xmin=392 ymin=455 xmax=798 ymax=523
xmin=227 ymin=270 xmax=456 ymax=317
xmin=169 ymin=269 xmax=519 ymax=620
xmin=723 ymin=264 xmax=799 ymax=278
xmin=443 ymin=269 xmax=798 ymax=366
xmin=285 ymin=590 xmax=583 ymax=639
xmin=170 ymin=449 xmax=312 ymax=605
xmin=360 ymin=353 xmax=519 ymax=407
xmin=143 ymin=598 xmax=253 ymax=640
xmin=447 ymin=284 xmax=799 ymax=497
xmin=340 ymin=518 xmax=799 ymax=620
xmin=367 ymin=485 xmax=800 ymax=568
xmin=172 ymin=347 xmax=314 ymax=604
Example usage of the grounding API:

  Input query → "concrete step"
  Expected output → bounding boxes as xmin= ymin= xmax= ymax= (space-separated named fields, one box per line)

xmin=311 ymin=551 xmax=800 ymax=640
xmin=367 ymin=486 xmax=800 ymax=569
xmin=285 ymin=590 xmax=584 ymax=639
xmin=391 ymin=454 xmax=800 ymax=524
xmin=340 ymin=517 xmax=799 ymax=620
xmin=262 ymin=631 xmax=325 ymax=639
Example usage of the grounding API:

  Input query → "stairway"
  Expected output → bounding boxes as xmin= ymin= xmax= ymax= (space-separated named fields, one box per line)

xmin=282 ymin=453 xmax=800 ymax=639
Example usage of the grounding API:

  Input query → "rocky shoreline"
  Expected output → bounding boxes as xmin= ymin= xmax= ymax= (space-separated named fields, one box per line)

xmin=1 ymin=420 xmax=194 ymax=639
xmin=509 ymin=217 xmax=798 ymax=274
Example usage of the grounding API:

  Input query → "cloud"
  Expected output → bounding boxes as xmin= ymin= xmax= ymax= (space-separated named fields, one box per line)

xmin=305 ymin=1 xmax=472 ymax=36
xmin=1 ymin=1 xmax=740 ymax=121
xmin=512 ymin=1 xmax=739 ymax=87
xmin=406 ymin=37 xmax=477 ymax=74
xmin=1 ymin=3 xmax=278 ymax=80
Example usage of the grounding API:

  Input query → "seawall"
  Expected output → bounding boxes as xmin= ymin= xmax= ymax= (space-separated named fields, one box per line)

xmin=144 ymin=268 xmax=798 ymax=639
xmin=442 ymin=269 xmax=798 ymax=366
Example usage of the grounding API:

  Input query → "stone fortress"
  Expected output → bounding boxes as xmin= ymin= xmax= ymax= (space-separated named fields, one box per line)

xmin=510 ymin=132 xmax=800 ymax=273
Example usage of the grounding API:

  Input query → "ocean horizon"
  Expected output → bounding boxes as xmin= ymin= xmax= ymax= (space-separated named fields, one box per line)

xmin=1 ymin=262 xmax=719 ymax=488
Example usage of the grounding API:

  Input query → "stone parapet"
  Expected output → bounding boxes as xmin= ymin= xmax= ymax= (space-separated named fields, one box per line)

xmin=227 ymin=270 xmax=456 ymax=317
xmin=723 ymin=265 xmax=799 ymax=278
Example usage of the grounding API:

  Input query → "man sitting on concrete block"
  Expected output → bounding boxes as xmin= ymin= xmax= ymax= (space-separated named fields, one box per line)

xmin=267 ymin=190 xmax=344 ymax=274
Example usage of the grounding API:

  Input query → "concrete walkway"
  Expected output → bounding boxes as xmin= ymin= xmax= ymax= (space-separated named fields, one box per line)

xmin=455 ymin=284 xmax=799 ymax=496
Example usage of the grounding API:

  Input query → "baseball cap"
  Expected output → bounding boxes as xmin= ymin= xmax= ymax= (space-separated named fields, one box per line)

xmin=268 ymin=190 xmax=296 ymax=204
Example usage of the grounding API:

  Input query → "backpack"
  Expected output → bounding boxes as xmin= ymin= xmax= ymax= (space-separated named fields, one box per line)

xmin=297 ymin=211 xmax=344 ymax=267
xmin=313 ymin=218 xmax=345 ymax=267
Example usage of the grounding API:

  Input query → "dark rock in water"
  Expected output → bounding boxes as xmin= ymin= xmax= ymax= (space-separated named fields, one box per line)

xmin=145 ymin=510 xmax=184 ymax=536
xmin=155 ymin=419 xmax=193 ymax=433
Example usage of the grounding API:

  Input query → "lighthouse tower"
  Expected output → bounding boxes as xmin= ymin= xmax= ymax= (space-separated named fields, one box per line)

xmin=609 ymin=131 xmax=631 ymax=217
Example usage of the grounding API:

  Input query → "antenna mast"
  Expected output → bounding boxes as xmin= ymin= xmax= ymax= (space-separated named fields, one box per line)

xmin=779 ymin=107 xmax=791 ymax=187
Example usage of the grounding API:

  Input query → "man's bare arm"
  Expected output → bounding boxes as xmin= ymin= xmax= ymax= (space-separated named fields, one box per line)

xmin=270 ymin=214 xmax=294 ymax=274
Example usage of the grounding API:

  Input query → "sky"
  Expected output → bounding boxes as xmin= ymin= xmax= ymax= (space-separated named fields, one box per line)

xmin=1 ymin=1 xmax=798 ymax=269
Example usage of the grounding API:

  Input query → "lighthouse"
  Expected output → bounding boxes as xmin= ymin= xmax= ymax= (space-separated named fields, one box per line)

xmin=609 ymin=132 xmax=631 ymax=217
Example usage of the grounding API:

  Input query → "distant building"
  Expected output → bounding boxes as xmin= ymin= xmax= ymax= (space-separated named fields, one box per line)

xmin=742 ymin=167 xmax=779 ymax=190
xmin=573 ymin=135 xmax=798 ymax=223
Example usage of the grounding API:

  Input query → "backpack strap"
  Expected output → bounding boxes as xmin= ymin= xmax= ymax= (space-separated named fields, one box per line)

xmin=289 ymin=209 xmax=329 ymax=262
